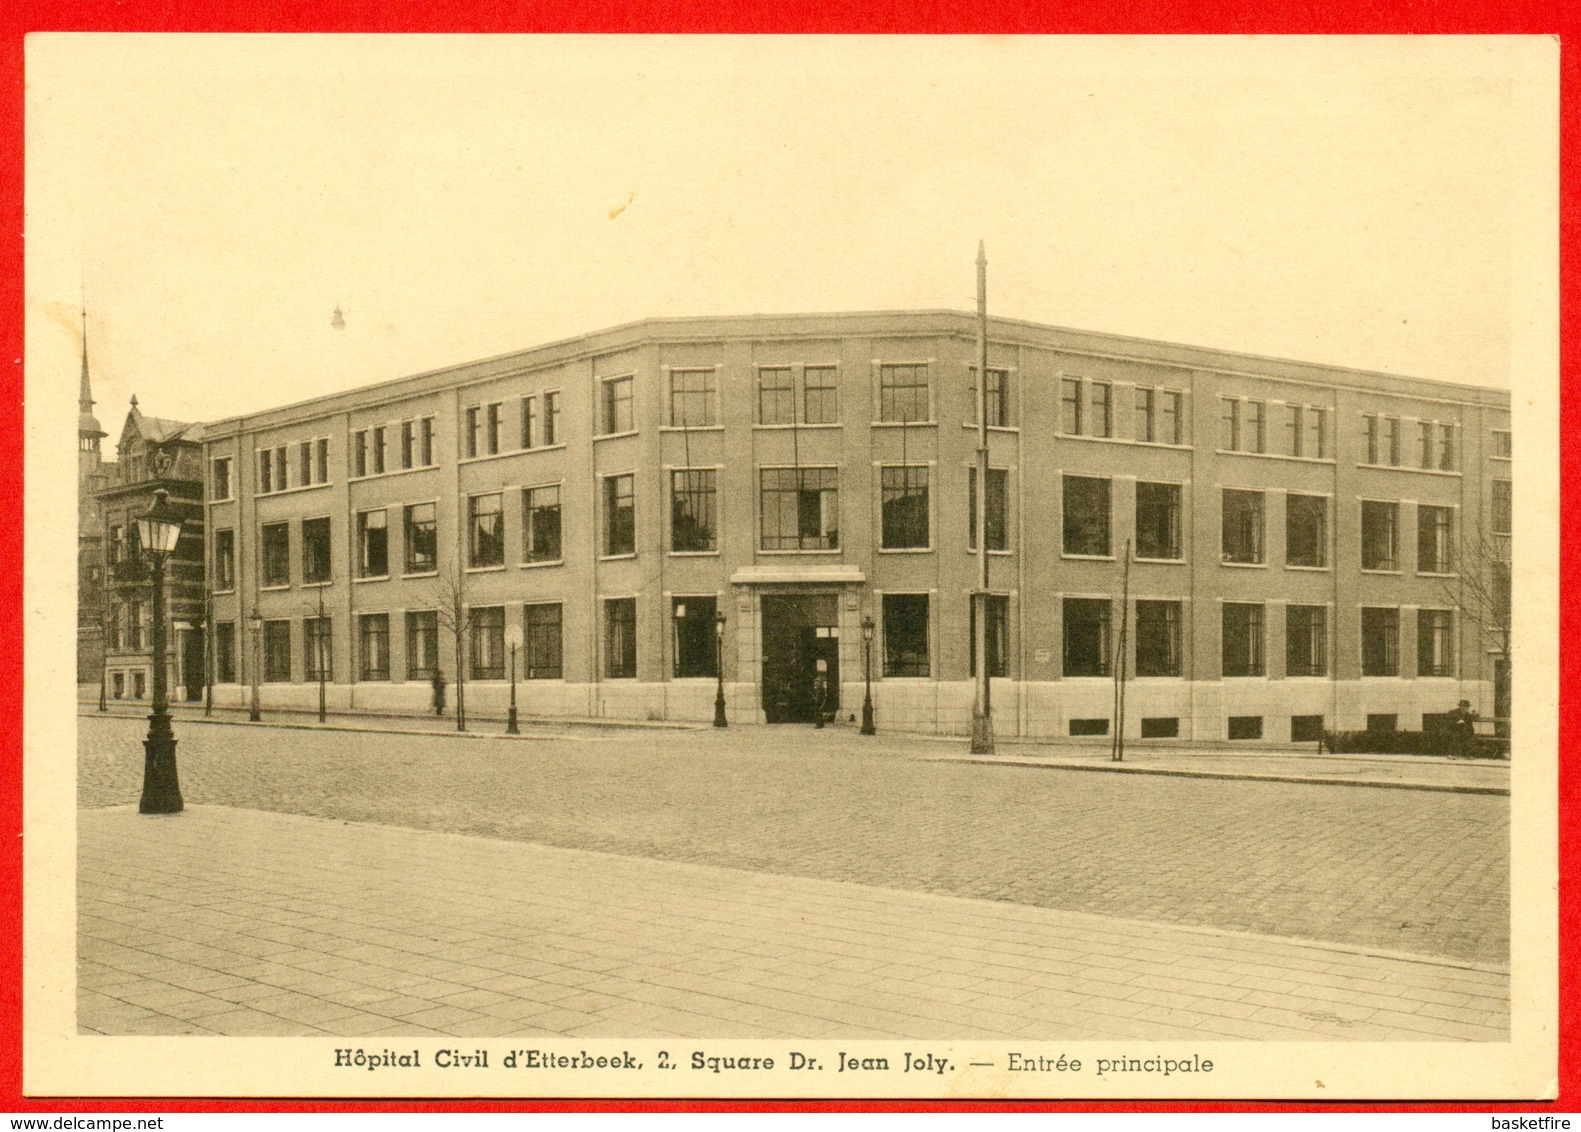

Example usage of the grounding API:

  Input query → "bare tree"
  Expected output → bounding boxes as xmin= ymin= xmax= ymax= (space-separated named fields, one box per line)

xmin=1440 ymin=521 xmax=1512 ymax=731
xmin=431 ymin=565 xmax=477 ymax=732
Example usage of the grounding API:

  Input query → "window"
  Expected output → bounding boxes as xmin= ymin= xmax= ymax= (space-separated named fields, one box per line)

xmin=602 ymin=376 xmax=634 ymax=435
xmin=420 ymin=417 xmax=435 ymax=466
xmin=359 ymin=614 xmax=389 ymax=681
xmin=132 ymin=672 xmax=145 ymax=699
xmin=107 ymin=524 xmax=125 ymax=569
xmin=211 ymin=457 xmax=232 ymax=501
xmin=1417 ymin=421 xmax=1434 ymax=469
xmin=258 ymin=448 xmax=275 ymax=493
xmin=543 ymin=393 xmax=560 ymax=445
xmin=469 ymin=493 xmax=505 ymax=567
xmin=1491 ymin=429 xmax=1512 ymax=458
xmin=523 ymin=485 xmax=562 ymax=562
xmin=669 ymin=369 xmax=717 ymax=427
xmin=1285 ymin=494 xmax=1328 ymax=568
xmin=128 ymin=600 xmax=142 ymax=650
xmin=107 ymin=603 xmax=122 ymax=650
xmin=1286 ymin=605 xmax=1327 ymax=676
xmin=759 ymin=467 xmax=839 ymax=550
xmin=1491 ymin=480 xmax=1512 ymax=535
xmin=880 ymin=466 xmax=929 ymax=549
xmin=1386 ymin=417 xmax=1402 ymax=465
xmin=1060 ymin=378 xmax=1083 ymax=435
xmin=1142 ymin=717 xmax=1180 ymax=738
xmin=1089 ymin=382 xmax=1112 ymax=438
xmin=1361 ymin=501 xmax=1399 ymax=571
xmin=672 ymin=596 xmax=719 ymax=678
xmin=1227 ymin=716 xmax=1263 ymax=740
xmin=371 ymin=427 xmax=386 ymax=474
xmin=1361 ymin=608 xmax=1400 ymax=676
xmin=878 ymin=364 xmax=929 ymax=423
xmin=804 ymin=367 xmax=838 ymax=425
xmin=485 ymin=403 xmax=503 ymax=455
xmin=261 ymin=522 xmax=290 ymax=587
xmin=405 ymin=611 xmax=438 ymax=679
xmin=470 ymin=606 xmax=505 ymax=680
xmin=967 ymin=467 xmax=1009 ymax=552
xmin=295 ymin=516 xmax=331 ymax=584
xmin=1063 ymin=598 xmax=1111 ymax=677
xmin=524 ymin=603 xmax=563 ymax=680
xmin=968 ymin=367 xmax=1011 ymax=427
xmin=304 ymin=616 xmax=332 ymax=681
xmin=1221 ymin=489 xmax=1265 ymax=564
xmin=1134 ymin=600 xmax=1181 ymax=677
xmin=298 ymin=440 xmax=313 ymax=486
xmin=1363 ymin=415 xmax=1379 ymax=465
xmin=967 ymin=594 xmax=1009 ymax=678
xmin=401 ymin=420 xmax=416 ymax=468
xmin=758 ymin=368 xmax=794 ymax=425
xmin=882 ymin=593 xmax=930 ymax=677
xmin=1132 ymin=387 xmax=1186 ymax=445
xmin=1063 ymin=476 xmax=1111 ymax=557
xmin=1070 ymin=718 xmax=1109 ymax=737
xmin=602 ymin=475 xmax=635 ymax=556
xmin=1222 ymin=399 xmax=1263 ymax=452
xmin=403 ymin=503 xmax=437 ymax=574
xmin=605 ymin=598 xmax=637 ymax=678
xmin=1220 ymin=398 xmax=1239 ymax=451
xmin=1286 ymin=405 xmax=1324 ymax=457
xmin=1291 ymin=715 xmax=1325 ymax=742
xmin=213 ymin=529 xmax=235 ymax=591
xmin=670 ymin=470 xmax=717 ymax=553
xmin=263 ymin=620 xmax=291 ymax=682
xmin=1418 ymin=504 xmax=1454 ymax=573
xmin=465 ymin=407 xmax=480 ymax=458
xmin=357 ymin=510 xmax=389 ymax=578
xmin=1222 ymin=603 xmax=1265 ymax=677
xmin=520 ymin=396 xmax=538 ymax=450
xmin=214 ymin=621 xmax=236 ymax=684
xmin=353 ymin=430 xmax=369 ymax=477
xmin=1306 ymin=408 xmax=1327 ymax=458
xmin=1285 ymin=405 xmax=1303 ymax=456
xmin=1135 ymin=482 xmax=1181 ymax=561
xmin=1418 ymin=609 xmax=1454 ymax=677
xmin=315 ymin=437 xmax=329 ymax=483
xmin=1246 ymin=401 xmax=1265 ymax=452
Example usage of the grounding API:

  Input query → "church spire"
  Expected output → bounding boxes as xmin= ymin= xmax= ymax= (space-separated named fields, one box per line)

xmin=78 ymin=307 xmax=94 ymax=415
xmin=78 ymin=303 xmax=105 ymax=448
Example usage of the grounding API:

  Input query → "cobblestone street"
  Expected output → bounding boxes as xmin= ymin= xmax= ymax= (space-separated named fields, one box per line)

xmin=77 ymin=715 xmax=1509 ymax=964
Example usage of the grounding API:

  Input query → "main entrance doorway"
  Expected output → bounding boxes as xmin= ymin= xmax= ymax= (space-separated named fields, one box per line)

xmin=760 ymin=594 xmax=840 ymax=723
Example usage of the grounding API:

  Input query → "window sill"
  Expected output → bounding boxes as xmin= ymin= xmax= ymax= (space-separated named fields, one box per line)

xmin=1222 ymin=673 xmax=1270 ymax=680
xmin=402 ymin=570 xmax=439 ymax=580
xmin=1131 ymin=674 xmax=1185 ymax=681
xmin=211 ymin=588 xmax=237 ymax=596
xmin=594 ymin=430 xmax=639 ymax=442
xmin=1357 ymin=463 xmax=1462 ymax=477
xmin=871 ymin=420 xmax=937 ymax=429
xmin=1220 ymin=560 xmax=1267 ymax=569
xmin=959 ymin=423 xmax=1021 ymax=434
xmin=668 ymin=550 xmax=720 ymax=558
xmin=1360 ymin=568 xmax=1403 ymax=576
xmin=1285 ymin=564 xmax=1330 ymax=572
xmin=459 ymin=449 xmax=528 ymax=466
xmin=302 ymin=580 xmax=333 ymax=588
xmin=521 ymin=559 xmax=565 ymax=569
xmin=757 ymin=549 xmax=842 ymax=556
xmin=1489 ymin=454 xmax=1511 ymax=462
xmin=660 ymin=425 xmax=724 ymax=434
xmin=351 ymin=464 xmax=439 ymax=481
xmin=1417 ymin=571 xmax=1458 ymax=579
xmin=353 ymin=575 xmax=390 ymax=584
xmin=1133 ymin=556 xmax=1184 ymax=565
xmin=520 ymin=443 xmax=568 ymax=455
xmin=964 ymin=548 xmax=1014 ymax=556
xmin=754 ymin=423 xmax=842 ymax=431
xmin=879 ymin=547 xmax=933 ymax=554
xmin=465 ymin=565 xmax=508 ymax=574
xmin=207 ymin=497 xmax=235 ymax=506
xmin=256 ymin=483 xmax=332 ymax=498
xmin=1062 ymin=553 xmax=1115 ymax=562
xmin=1216 ymin=449 xmax=1335 ymax=465
xmin=600 ymin=553 xmax=638 ymax=562
xmin=259 ymin=584 xmax=291 ymax=592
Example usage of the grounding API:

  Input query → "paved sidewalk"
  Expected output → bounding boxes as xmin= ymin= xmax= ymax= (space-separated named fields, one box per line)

xmin=79 ymin=806 xmax=1508 ymax=1041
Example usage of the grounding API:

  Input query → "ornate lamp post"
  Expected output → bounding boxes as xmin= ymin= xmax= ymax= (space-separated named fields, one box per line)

xmin=135 ymin=489 xmax=184 ymax=814
xmin=713 ymin=610 xmax=727 ymax=729
xmin=860 ymin=613 xmax=876 ymax=736
xmin=504 ymin=623 xmax=522 ymax=735
xmin=247 ymin=607 xmax=263 ymax=722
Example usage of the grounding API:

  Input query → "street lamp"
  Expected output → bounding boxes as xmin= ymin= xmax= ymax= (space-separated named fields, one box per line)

xmin=713 ymin=610 xmax=727 ymax=729
xmin=135 ymin=488 xmax=184 ymax=814
xmin=504 ymin=623 xmax=522 ymax=735
xmin=247 ymin=607 xmax=263 ymax=722
xmin=306 ymin=585 xmax=327 ymax=723
xmin=860 ymin=613 xmax=876 ymax=736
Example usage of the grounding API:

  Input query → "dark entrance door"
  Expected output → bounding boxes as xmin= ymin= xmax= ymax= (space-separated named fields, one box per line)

xmin=182 ymin=627 xmax=205 ymax=701
xmin=760 ymin=594 xmax=840 ymax=723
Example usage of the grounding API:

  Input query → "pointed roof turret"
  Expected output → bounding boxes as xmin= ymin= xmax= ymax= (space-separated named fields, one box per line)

xmin=78 ymin=308 xmax=105 ymax=441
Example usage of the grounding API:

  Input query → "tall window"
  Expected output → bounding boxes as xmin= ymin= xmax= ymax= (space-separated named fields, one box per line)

xmin=262 ymin=620 xmax=291 ymax=682
xmin=1063 ymin=598 xmax=1110 ymax=677
xmin=301 ymin=517 xmax=332 ymax=583
xmin=760 ymin=468 xmax=838 ymax=550
xmin=878 ymin=364 xmax=929 ymax=423
xmin=214 ymin=621 xmax=236 ymax=683
xmin=1438 ymin=424 xmax=1456 ymax=471
xmin=1418 ymin=504 xmax=1454 ymax=573
xmin=469 ymin=493 xmax=505 ymax=567
xmin=1284 ymin=406 xmax=1327 ymax=458
xmin=358 ymin=613 xmax=389 ymax=680
xmin=315 ymin=438 xmax=329 ymax=483
xmin=258 ymin=449 xmax=275 ymax=493
xmin=602 ymin=475 xmax=636 ymax=556
xmin=1221 ymin=399 xmax=1265 ymax=452
xmin=520 ymin=396 xmax=538 ymax=450
xmin=1285 ymin=404 xmax=1305 ymax=457
xmin=1222 ymin=603 xmax=1265 ymax=677
xmin=128 ymin=600 xmax=142 ymax=650
xmin=465 ymin=406 xmax=481 ymax=458
xmin=605 ymin=598 xmax=637 ymax=678
xmin=1491 ymin=480 xmax=1512 ymax=535
xmin=1361 ymin=608 xmax=1400 ymax=676
xmin=298 ymin=440 xmax=313 ymax=486
xmin=1221 ymin=489 xmax=1265 ymax=564
xmin=485 ymin=402 xmax=503 ymax=455
xmin=1363 ymin=415 xmax=1379 ymax=465
xmin=470 ymin=607 xmax=505 ymax=679
xmin=669 ymin=369 xmax=717 ymax=427
xmin=1063 ymin=476 xmax=1111 ymax=557
xmin=211 ymin=457 xmax=232 ymax=501
xmin=1491 ymin=429 xmax=1512 ymax=458
xmin=303 ymin=616 xmax=332 ymax=681
xmin=969 ymin=367 xmax=1011 ymax=427
xmin=803 ymin=366 xmax=838 ymax=424
xmin=405 ymin=611 xmax=438 ymax=679
xmin=967 ymin=467 xmax=1008 ymax=552
xmin=356 ymin=510 xmax=389 ymax=578
xmin=758 ymin=368 xmax=794 ymax=425
xmin=419 ymin=417 xmax=435 ymax=466
xmin=521 ymin=485 xmax=562 ymax=562
xmin=880 ymin=466 xmax=929 ymax=549
xmin=1417 ymin=420 xmax=1434 ymax=469
xmin=670 ymin=470 xmax=717 ymax=553
xmin=968 ymin=594 xmax=1009 ymax=677
xmin=1386 ymin=417 xmax=1402 ymax=465
xmin=1134 ymin=600 xmax=1182 ymax=677
xmin=371 ymin=426 xmax=386 ymax=474
xmin=1135 ymin=482 xmax=1181 ymax=561
xmin=543 ymin=392 xmax=560 ymax=445
xmin=401 ymin=420 xmax=416 ymax=468
xmin=213 ymin=529 xmax=235 ymax=591
xmin=1361 ymin=501 xmax=1399 ymax=571
xmin=1089 ymin=382 xmax=1113 ymax=438
xmin=1286 ymin=605 xmax=1327 ymax=676
xmin=261 ymin=522 xmax=290 ymax=587
xmin=1060 ymin=378 xmax=1083 ymax=435
xmin=672 ymin=596 xmax=719 ymax=678
xmin=1418 ymin=609 xmax=1454 ymax=677
xmin=602 ymin=376 xmax=634 ymax=435
xmin=1220 ymin=398 xmax=1240 ymax=451
xmin=1135 ymin=388 xmax=1183 ymax=444
xmin=1285 ymin=494 xmax=1328 ymax=568
xmin=353 ymin=430 xmax=369 ymax=477
xmin=882 ymin=593 xmax=930 ymax=677
xmin=403 ymin=503 xmax=437 ymax=574
xmin=524 ymin=603 xmax=563 ymax=680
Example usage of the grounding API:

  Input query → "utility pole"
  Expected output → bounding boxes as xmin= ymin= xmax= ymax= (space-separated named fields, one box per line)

xmin=970 ymin=241 xmax=995 ymax=756
xmin=1112 ymin=540 xmax=1131 ymax=762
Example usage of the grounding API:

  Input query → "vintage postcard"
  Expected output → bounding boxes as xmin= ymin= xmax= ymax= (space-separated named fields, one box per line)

xmin=22 ymin=34 xmax=1559 ymax=1099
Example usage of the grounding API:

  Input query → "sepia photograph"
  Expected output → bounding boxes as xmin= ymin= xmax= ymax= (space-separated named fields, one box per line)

xmin=23 ymin=34 xmax=1558 ymax=1100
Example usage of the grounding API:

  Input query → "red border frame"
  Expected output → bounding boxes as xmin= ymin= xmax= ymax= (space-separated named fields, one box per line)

xmin=0 ymin=0 xmax=1571 ymax=1114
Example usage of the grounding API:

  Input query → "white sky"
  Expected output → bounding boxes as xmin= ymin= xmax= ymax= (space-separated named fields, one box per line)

xmin=26 ymin=35 xmax=1553 ymax=428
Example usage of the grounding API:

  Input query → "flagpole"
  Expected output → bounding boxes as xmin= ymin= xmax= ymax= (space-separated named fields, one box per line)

xmin=970 ymin=242 xmax=994 ymax=755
